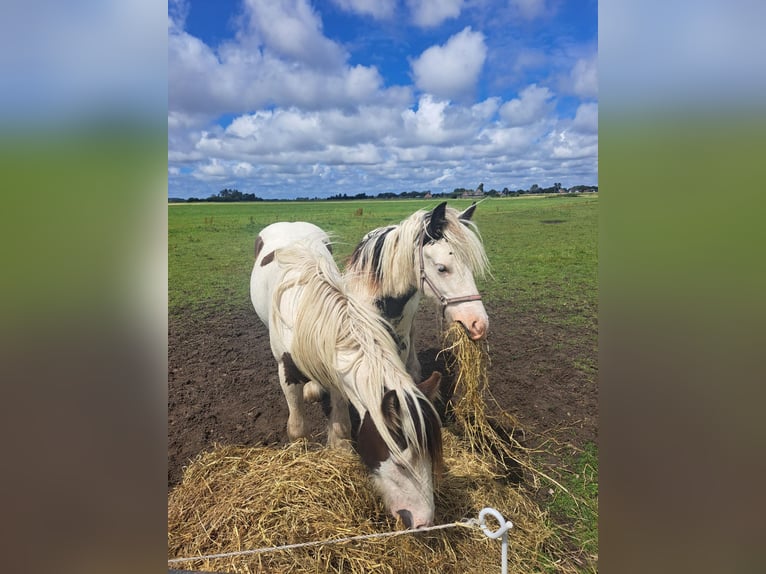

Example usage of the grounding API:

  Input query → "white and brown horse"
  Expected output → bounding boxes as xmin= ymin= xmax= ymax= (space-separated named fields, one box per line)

xmin=344 ymin=201 xmax=489 ymax=381
xmin=250 ymin=223 xmax=444 ymax=528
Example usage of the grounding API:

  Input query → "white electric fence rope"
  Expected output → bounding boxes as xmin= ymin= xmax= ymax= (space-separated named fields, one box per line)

xmin=168 ymin=507 xmax=512 ymax=568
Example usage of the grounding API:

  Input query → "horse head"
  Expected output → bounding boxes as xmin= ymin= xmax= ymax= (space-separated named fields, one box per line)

xmin=356 ymin=371 xmax=444 ymax=529
xmin=420 ymin=202 xmax=489 ymax=340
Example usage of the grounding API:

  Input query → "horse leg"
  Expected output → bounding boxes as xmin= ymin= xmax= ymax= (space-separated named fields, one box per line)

xmin=327 ymin=388 xmax=352 ymax=451
xmin=277 ymin=359 xmax=308 ymax=441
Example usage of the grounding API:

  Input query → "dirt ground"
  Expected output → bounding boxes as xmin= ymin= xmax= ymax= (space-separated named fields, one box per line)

xmin=168 ymin=299 xmax=597 ymax=489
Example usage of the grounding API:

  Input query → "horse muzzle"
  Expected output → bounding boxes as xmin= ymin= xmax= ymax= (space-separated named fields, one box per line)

xmin=396 ymin=508 xmax=432 ymax=529
xmin=448 ymin=306 xmax=489 ymax=341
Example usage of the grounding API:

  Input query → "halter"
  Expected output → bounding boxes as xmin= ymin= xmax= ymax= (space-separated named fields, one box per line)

xmin=418 ymin=228 xmax=483 ymax=317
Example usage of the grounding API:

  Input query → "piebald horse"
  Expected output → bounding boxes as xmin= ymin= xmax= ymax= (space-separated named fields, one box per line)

xmin=250 ymin=222 xmax=444 ymax=528
xmin=345 ymin=201 xmax=489 ymax=382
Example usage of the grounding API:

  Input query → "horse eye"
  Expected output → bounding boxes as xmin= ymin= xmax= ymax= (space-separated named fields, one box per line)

xmin=437 ymin=264 xmax=447 ymax=273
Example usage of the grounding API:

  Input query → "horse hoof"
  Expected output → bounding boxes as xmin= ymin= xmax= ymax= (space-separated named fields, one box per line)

xmin=328 ymin=436 xmax=353 ymax=452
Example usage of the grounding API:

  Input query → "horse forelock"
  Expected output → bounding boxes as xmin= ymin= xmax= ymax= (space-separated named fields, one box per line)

xmin=422 ymin=207 xmax=490 ymax=279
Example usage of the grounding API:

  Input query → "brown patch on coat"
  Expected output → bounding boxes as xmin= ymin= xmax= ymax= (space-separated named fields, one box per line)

xmin=260 ymin=250 xmax=275 ymax=267
xmin=254 ymin=235 xmax=264 ymax=259
xmin=281 ymin=352 xmax=309 ymax=386
xmin=356 ymin=411 xmax=389 ymax=470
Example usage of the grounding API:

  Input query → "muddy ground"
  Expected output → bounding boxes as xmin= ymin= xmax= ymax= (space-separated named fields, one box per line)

xmin=168 ymin=299 xmax=597 ymax=488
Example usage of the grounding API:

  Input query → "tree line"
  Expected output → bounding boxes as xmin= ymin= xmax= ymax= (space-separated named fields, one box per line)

xmin=168 ymin=183 xmax=598 ymax=203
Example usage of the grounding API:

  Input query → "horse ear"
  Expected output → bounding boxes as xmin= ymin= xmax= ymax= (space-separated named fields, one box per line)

xmin=425 ymin=202 xmax=448 ymax=240
xmin=417 ymin=371 xmax=442 ymax=403
xmin=459 ymin=201 xmax=477 ymax=221
xmin=381 ymin=389 xmax=401 ymax=425
xmin=381 ymin=389 xmax=407 ymax=448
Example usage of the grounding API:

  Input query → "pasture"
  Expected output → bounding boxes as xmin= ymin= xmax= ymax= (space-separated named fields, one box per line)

xmin=168 ymin=195 xmax=598 ymax=572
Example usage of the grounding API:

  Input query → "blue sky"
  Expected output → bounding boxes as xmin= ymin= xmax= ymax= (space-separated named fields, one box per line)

xmin=168 ymin=0 xmax=598 ymax=199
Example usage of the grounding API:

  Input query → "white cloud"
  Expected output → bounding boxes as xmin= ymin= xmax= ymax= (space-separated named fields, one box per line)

xmin=233 ymin=162 xmax=255 ymax=177
xmin=402 ymin=96 xmax=451 ymax=144
xmin=411 ymin=27 xmax=487 ymax=99
xmin=570 ymin=56 xmax=598 ymax=99
xmin=194 ymin=159 xmax=229 ymax=180
xmin=407 ymin=0 xmax=464 ymax=28
xmin=168 ymin=24 xmax=407 ymax=116
xmin=511 ymin=0 xmax=547 ymax=20
xmin=331 ymin=0 xmax=396 ymax=19
xmin=242 ymin=0 xmax=346 ymax=69
xmin=571 ymin=102 xmax=598 ymax=134
xmin=499 ymin=84 xmax=555 ymax=126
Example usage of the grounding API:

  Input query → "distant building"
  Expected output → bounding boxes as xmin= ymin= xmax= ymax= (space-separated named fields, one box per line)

xmin=461 ymin=183 xmax=485 ymax=199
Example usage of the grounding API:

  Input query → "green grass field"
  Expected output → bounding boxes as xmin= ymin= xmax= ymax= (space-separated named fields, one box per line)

xmin=169 ymin=194 xmax=597 ymax=320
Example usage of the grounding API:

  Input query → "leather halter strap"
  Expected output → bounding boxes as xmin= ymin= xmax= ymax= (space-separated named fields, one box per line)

xmin=418 ymin=229 xmax=483 ymax=315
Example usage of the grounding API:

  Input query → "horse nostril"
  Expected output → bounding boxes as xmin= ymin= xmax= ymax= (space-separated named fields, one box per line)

xmin=470 ymin=320 xmax=487 ymax=340
xmin=396 ymin=509 xmax=413 ymax=529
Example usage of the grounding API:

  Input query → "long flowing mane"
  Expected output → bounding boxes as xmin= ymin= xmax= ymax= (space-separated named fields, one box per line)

xmin=271 ymin=243 xmax=442 ymax=474
xmin=346 ymin=205 xmax=489 ymax=298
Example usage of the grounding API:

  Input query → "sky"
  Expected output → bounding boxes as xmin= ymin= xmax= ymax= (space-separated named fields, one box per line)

xmin=168 ymin=0 xmax=598 ymax=200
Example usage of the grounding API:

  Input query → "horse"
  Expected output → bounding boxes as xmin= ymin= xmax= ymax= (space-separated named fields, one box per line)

xmin=249 ymin=222 xmax=444 ymax=528
xmin=344 ymin=201 xmax=489 ymax=382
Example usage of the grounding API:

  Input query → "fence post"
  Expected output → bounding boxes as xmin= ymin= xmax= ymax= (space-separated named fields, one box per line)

xmin=478 ymin=507 xmax=513 ymax=574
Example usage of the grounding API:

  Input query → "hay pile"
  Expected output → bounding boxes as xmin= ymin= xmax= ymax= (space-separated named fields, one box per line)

xmin=168 ymin=431 xmax=552 ymax=573
xmin=168 ymin=323 xmax=566 ymax=573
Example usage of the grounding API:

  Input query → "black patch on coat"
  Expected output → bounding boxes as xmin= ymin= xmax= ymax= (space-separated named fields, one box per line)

xmin=281 ymin=352 xmax=309 ymax=385
xmin=260 ymin=250 xmax=275 ymax=267
xmin=375 ymin=287 xmax=417 ymax=321
xmin=370 ymin=227 xmax=394 ymax=280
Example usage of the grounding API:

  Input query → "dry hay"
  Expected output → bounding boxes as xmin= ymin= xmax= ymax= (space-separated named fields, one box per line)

xmin=441 ymin=322 xmax=568 ymax=493
xmin=168 ymin=431 xmax=553 ymax=573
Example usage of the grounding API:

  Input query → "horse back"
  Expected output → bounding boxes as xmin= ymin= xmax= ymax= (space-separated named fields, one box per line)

xmin=250 ymin=221 xmax=331 ymax=328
